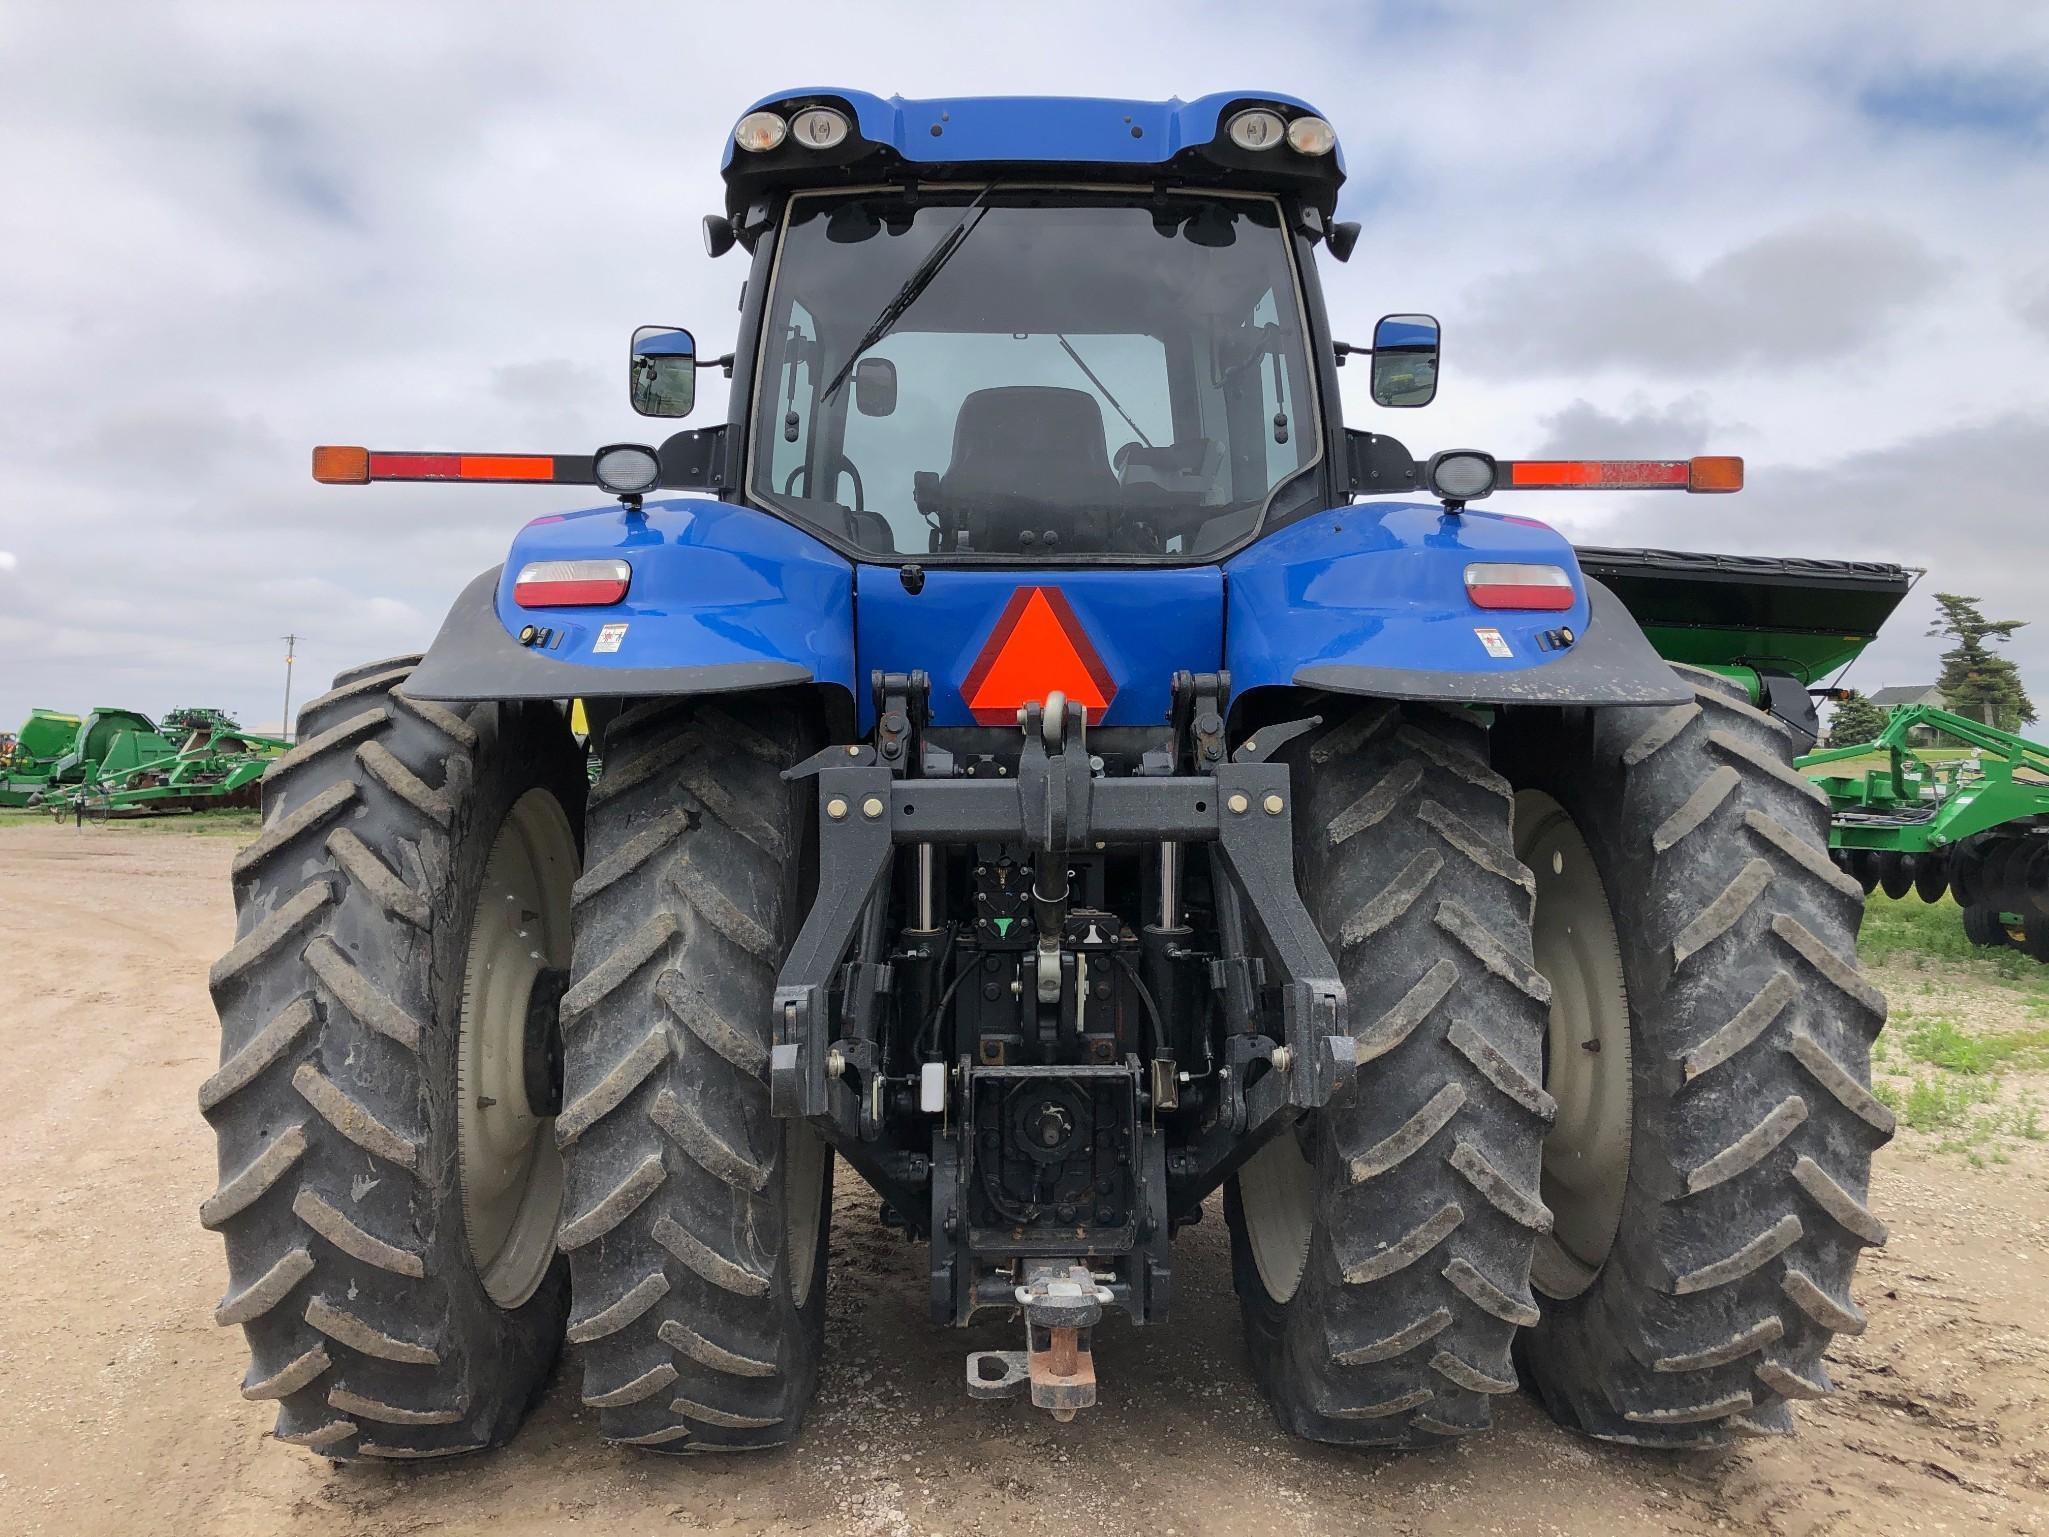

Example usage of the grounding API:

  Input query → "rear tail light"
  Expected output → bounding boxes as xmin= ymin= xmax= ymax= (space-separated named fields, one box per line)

xmin=514 ymin=559 xmax=631 ymax=608
xmin=1465 ymin=562 xmax=1575 ymax=611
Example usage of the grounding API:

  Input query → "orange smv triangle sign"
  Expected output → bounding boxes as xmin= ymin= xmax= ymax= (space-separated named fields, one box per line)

xmin=960 ymin=587 xmax=1117 ymax=727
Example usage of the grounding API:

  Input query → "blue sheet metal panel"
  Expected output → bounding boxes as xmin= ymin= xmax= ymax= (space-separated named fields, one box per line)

xmin=726 ymin=88 xmax=1338 ymax=173
xmin=855 ymin=565 xmax=1225 ymax=733
xmin=494 ymin=497 xmax=856 ymax=695
xmin=1224 ymin=503 xmax=1593 ymax=692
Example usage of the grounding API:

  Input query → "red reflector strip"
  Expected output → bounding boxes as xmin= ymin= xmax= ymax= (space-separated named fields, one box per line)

xmin=513 ymin=560 xmax=631 ymax=608
xmin=368 ymin=453 xmax=557 ymax=481
xmin=1504 ymin=460 xmax=1689 ymax=489
xmin=1465 ymin=562 xmax=1575 ymax=611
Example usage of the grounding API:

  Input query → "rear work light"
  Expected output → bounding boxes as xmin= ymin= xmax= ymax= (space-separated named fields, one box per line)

xmin=513 ymin=559 xmax=631 ymax=608
xmin=1465 ymin=562 xmax=1575 ymax=611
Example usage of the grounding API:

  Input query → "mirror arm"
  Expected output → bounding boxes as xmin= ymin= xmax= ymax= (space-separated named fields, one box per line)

xmin=1343 ymin=430 xmax=1420 ymax=497
xmin=655 ymin=425 xmax=730 ymax=494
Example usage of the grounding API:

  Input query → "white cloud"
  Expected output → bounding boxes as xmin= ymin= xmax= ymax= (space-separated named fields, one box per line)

xmin=1 ymin=0 xmax=2047 ymax=727
xmin=0 ymin=551 xmax=17 ymax=573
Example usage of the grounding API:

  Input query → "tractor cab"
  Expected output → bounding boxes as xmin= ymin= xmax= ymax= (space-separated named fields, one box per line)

xmin=688 ymin=92 xmax=1365 ymax=562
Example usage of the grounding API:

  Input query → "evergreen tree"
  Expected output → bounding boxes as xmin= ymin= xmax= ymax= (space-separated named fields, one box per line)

xmin=1826 ymin=689 xmax=1889 ymax=746
xmin=1928 ymin=592 xmax=2035 ymax=729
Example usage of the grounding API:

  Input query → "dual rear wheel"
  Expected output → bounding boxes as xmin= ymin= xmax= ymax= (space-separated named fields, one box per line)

xmin=1230 ymin=672 xmax=1889 ymax=1447
xmin=205 ymin=666 xmax=825 ymax=1460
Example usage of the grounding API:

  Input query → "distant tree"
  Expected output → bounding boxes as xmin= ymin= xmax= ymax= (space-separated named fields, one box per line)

xmin=1929 ymin=592 xmax=2035 ymax=730
xmin=1827 ymin=690 xmax=1890 ymax=746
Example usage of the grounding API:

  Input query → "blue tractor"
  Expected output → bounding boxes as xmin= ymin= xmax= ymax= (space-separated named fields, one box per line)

xmin=205 ymin=90 xmax=1889 ymax=1461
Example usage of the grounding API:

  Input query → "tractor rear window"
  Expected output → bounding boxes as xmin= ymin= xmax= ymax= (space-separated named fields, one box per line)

xmin=749 ymin=189 xmax=1320 ymax=560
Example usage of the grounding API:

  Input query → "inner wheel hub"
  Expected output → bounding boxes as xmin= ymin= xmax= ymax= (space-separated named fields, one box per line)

xmin=458 ymin=788 xmax=579 ymax=1309
xmin=1239 ymin=1123 xmax=1316 ymax=1304
xmin=1515 ymin=789 xmax=1633 ymax=1301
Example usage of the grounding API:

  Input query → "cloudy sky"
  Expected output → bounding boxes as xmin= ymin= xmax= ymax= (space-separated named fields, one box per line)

xmin=3 ymin=2 xmax=2047 ymax=732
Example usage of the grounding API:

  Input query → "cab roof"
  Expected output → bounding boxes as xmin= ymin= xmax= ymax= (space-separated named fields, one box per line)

xmin=718 ymin=89 xmax=1347 ymax=228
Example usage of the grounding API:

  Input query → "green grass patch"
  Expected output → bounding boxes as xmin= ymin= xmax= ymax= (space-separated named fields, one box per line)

xmin=1900 ymin=1073 xmax=1998 ymax=1131
xmin=0 ymin=805 xmax=258 ymax=837
xmin=1858 ymin=892 xmax=2048 ymax=985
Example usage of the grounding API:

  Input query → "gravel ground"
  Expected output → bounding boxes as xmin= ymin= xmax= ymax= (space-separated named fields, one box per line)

xmin=2 ymin=823 xmax=2045 ymax=1536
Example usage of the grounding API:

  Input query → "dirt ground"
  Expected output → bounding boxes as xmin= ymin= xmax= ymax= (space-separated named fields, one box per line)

xmin=3 ymin=823 xmax=2046 ymax=1537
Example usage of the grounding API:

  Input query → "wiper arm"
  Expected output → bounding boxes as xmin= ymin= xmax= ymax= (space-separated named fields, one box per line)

xmin=821 ymin=187 xmax=993 ymax=404
xmin=1057 ymin=334 xmax=1154 ymax=449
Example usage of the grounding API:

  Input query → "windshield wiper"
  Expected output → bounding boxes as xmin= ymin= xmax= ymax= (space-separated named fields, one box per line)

xmin=821 ymin=187 xmax=993 ymax=404
xmin=1056 ymin=334 xmax=1154 ymax=450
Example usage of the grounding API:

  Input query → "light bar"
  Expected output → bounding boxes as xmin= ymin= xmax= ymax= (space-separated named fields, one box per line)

xmin=513 ymin=559 xmax=631 ymax=608
xmin=1465 ymin=562 xmax=1575 ymax=611
xmin=311 ymin=447 xmax=589 ymax=485
xmin=1499 ymin=456 xmax=1744 ymax=493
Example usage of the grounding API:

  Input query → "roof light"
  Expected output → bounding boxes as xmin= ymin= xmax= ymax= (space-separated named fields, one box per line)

xmin=790 ymin=106 xmax=850 ymax=150
xmin=1286 ymin=115 xmax=1337 ymax=156
xmin=734 ymin=111 xmax=787 ymax=153
xmin=1226 ymin=109 xmax=1286 ymax=151
xmin=593 ymin=443 xmax=660 ymax=496
xmin=1465 ymin=563 xmax=1575 ymax=611
xmin=514 ymin=559 xmax=631 ymax=609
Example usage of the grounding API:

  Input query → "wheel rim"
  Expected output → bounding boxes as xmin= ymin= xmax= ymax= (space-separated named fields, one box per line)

xmin=1239 ymin=1125 xmax=1315 ymax=1304
xmin=1515 ymin=790 xmax=1633 ymax=1300
xmin=457 ymin=788 xmax=578 ymax=1309
xmin=783 ymin=1121 xmax=827 ymax=1307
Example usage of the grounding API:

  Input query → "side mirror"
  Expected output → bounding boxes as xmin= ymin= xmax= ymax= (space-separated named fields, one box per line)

xmin=630 ymin=325 xmax=697 ymax=418
xmin=1370 ymin=313 xmax=1439 ymax=408
xmin=1326 ymin=220 xmax=1361 ymax=262
xmin=854 ymin=357 xmax=897 ymax=417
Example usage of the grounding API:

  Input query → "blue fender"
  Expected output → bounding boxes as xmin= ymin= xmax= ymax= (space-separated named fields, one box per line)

xmin=1224 ymin=503 xmax=1688 ymax=707
xmin=404 ymin=498 xmax=857 ymax=709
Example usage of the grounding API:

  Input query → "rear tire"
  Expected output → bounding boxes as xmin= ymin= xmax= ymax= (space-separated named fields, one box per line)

xmin=1496 ymin=667 xmax=1892 ymax=1447
xmin=1961 ymin=902 xmax=2011 ymax=949
xmin=556 ymin=696 xmax=831 ymax=1452
xmin=2021 ymin=912 xmax=2049 ymax=963
xmin=1225 ymin=700 xmax=1552 ymax=1446
xmin=203 ymin=662 xmax=586 ymax=1460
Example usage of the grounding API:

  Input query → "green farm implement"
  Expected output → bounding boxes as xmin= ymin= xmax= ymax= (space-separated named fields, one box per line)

xmin=1576 ymin=546 xmax=1915 ymax=743
xmin=0 ymin=707 xmax=86 ymax=807
xmin=47 ymin=707 xmax=288 ymax=819
xmin=8 ymin=706 xmax=288 ymax=819
xmin=1799 ymin=705 xmax=2049 ymax=956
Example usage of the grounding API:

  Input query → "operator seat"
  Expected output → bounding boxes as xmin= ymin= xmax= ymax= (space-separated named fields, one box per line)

xmin=930 ymin=386 xmax=1124 ymax=552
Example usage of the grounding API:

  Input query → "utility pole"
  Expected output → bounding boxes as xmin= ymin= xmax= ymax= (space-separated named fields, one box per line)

xmin=281 ymin=634 xmax=300 ymax=744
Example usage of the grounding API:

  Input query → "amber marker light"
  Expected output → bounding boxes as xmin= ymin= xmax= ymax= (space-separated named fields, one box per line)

xmin=311 ymin=445 xmax=370 ymax=484
xmin=1687 ymin=455 xmax=1745 ymax=492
